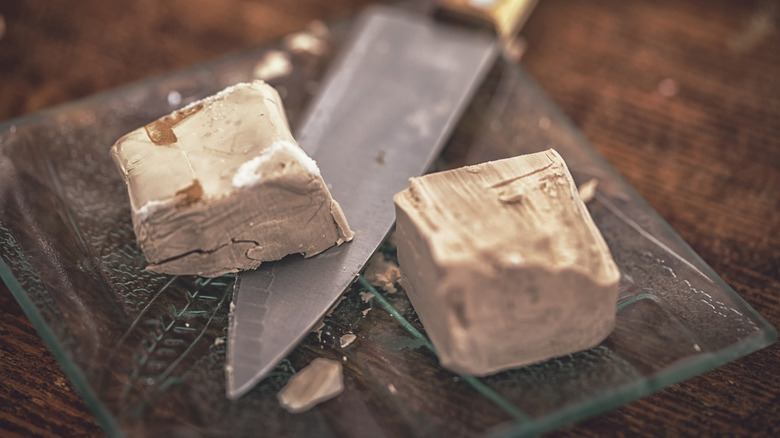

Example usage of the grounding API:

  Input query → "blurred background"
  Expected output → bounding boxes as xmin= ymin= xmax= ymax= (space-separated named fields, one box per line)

xmin=0 ymin=0 xmax=777 ymax=436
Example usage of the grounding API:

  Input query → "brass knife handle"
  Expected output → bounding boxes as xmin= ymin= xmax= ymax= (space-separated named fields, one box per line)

xmin=436 ymin=0 xmax=539 ymax=44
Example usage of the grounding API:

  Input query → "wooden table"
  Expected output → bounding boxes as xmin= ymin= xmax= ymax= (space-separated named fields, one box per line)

xmin=1 ymin=0 xmax=777 ymax=436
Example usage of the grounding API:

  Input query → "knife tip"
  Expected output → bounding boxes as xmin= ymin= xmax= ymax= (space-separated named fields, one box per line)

xmin=225 ymin=365 xmax=252 ymax=400
xmin=225 ymin=359 xmax=279 ymax=400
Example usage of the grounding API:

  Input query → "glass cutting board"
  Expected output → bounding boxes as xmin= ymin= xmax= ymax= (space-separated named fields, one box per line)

xmin=0 ymin=7 xmax=775 ymax=438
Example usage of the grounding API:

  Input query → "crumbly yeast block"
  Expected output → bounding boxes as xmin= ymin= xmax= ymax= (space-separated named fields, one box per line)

xmin=277 ymin=358 xmax=344 ymax=413
xmin=110 ymin=81 xmax=354 ymax=277
xmin=393 ymin=149 xmax=620 ymax=376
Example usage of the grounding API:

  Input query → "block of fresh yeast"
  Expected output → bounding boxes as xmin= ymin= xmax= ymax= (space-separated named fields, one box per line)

xmin=394 ymin=149 xmax=619 ymax=375
xmin=110 ymin=81 xmax=354 ymax=277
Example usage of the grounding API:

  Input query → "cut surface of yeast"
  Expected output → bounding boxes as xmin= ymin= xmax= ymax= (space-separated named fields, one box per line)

xmin=110 ymin=80 xmax=354 ymax=277
xmin=393 ymin=149 xmax=620 ymax=376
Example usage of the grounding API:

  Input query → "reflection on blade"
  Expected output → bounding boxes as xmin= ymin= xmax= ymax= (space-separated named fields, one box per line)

xmin=227 ymin=6 xmax=498 ymax=399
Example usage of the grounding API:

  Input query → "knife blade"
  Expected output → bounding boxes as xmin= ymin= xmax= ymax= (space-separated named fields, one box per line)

xmin=227 ymin=1 xmax=536 ymax=399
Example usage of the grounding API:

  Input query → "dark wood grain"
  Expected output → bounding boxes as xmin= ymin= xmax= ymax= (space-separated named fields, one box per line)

xmin=1 ymin=0 xmax=777 ymax=436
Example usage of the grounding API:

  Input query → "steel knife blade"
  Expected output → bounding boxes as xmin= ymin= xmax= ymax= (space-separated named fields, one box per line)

xmin=227 ymin=1 xmax=535 ymax=399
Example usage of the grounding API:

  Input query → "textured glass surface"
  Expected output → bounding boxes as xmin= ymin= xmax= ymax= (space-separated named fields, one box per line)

xmin=0 ymin=11 xmax=775 ymax=438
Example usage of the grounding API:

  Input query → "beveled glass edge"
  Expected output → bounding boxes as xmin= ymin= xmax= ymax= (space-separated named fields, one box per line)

xmin=486 ymin=329 xmax=775 ymax=438
xmin=0 ymin=256 xmax=125 ymax=438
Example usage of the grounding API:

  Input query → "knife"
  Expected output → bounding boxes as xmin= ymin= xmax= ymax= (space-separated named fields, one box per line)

xmin=227 ymin=0 xmax=538 ymax=399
